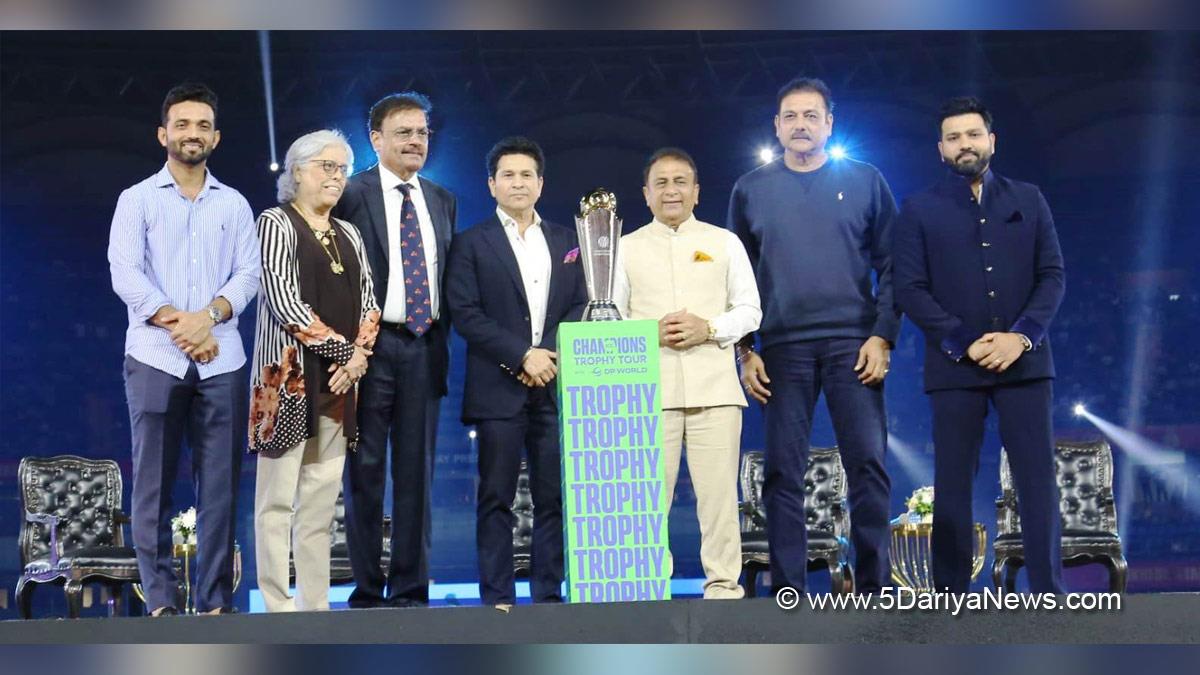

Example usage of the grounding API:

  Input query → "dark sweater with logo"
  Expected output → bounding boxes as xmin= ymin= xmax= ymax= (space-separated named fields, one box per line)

xmin=727 ymin=157 xmax=900 ymax=349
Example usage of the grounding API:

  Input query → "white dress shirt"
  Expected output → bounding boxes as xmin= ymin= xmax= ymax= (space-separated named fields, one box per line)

xmin=613 ymin=215 xmax=761 ymax=348
xmin=379 ymin=164 xmax=440 ymax=324
xmin=497 ymin=207 xmax=552 ymax=346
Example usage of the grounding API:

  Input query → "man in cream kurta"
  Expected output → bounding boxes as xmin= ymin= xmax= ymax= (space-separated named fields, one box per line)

xmin=613 ymin=148 xmax=762 ymax=599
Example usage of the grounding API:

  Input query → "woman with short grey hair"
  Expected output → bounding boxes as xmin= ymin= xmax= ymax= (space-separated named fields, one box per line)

xmin=249 ymin=129 xmax=380 ymax=611
xmin=274 ymin=130 xmax=355 ymax=204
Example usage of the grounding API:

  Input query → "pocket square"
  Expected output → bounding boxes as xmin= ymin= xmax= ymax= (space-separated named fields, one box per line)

xmin=693 ymin=250 xmax=713 ymax=262
xmin=563 ymin=247 xmax=579 ymax=264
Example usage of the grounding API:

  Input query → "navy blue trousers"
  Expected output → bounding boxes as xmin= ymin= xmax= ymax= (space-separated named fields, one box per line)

xmin=474 ymin=386 xmax=564 ymax=605
xmin=123 ymin=356 xmax=246 ymax=613
xmin=762 ymin=338 xmax=892 ymax=593
xmin=929 ymin=378 xmax=1064 ymax=593
xmin=345 ymin=325 xmax=440 ymax=607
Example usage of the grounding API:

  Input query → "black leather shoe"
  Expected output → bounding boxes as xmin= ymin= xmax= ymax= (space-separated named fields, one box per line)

xmin=384 ymin=597 xmax=428 ymax=609
xmin=348 ymin=598 xmax=385 ymax=609
xmin=150 ymin=606 xmax=180 ymax=617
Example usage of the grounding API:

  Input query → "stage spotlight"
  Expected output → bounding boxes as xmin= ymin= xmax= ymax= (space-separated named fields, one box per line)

xmin=1073 ymin=403 xmax=1087 ymax=417
xmin=758 ymin=147 xmax=774 ymax=164
xmin=258 ymin=31 xmax=280 ymax=180
xmin=1080 ymin=405 xmax=1200 ymax=523
xmin=829 ymin=145 xmax=847 ymax=160
xmin=886 ymin=436 xmax=933 ymax=486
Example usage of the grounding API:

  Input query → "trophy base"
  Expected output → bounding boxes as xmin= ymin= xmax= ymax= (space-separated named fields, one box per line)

xmin=583 ymin=302 xmax=622 ymax=322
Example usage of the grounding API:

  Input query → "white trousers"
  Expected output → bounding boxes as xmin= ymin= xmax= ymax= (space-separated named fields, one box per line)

xmin=662 ymin=405 xmax=745 ymax=599
xmin=254 ymin=394 xmax=347 ymax=612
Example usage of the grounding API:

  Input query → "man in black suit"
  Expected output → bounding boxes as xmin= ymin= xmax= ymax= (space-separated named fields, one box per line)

xmin=894 ymin=96 xmax=1066 ymax=593
xmin=332 ymin=92 xmax=456 ymax=607
xmin=445 ymin=137 xmax=587 ymax=608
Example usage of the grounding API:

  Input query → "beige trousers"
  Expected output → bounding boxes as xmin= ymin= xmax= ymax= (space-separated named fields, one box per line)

xmin=662 ymin=405 xmax=745 ymax=599
xmin=254 ymin=394 xmax=347 ymax=612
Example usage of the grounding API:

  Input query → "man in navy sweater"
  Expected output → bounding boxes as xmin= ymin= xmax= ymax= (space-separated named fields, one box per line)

xmin=729 ymin=77 xmax=898 ymax=594
xmin=893 ymin=97 xmax=1065 ymax=593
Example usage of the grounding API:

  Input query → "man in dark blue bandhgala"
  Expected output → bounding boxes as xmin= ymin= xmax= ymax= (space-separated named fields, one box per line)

xmin=894 ymin=96 xmax=1066 ymax=593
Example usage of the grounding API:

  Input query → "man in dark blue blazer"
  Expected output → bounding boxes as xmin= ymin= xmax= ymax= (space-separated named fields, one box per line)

xmin=331 ymin=92 xmax=456 ymax=608
xmin=446 ymin=137 xmax=587 ymax=607
xmin=894 ymin=96 xmax=1066 ymax=594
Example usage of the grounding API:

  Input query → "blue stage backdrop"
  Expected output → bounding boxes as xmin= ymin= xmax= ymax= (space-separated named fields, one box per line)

xmin=2 ymin=30 xmax=1198 ymax=615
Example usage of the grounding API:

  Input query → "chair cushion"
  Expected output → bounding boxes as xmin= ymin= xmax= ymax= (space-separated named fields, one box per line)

xmin=995 ymin=531 xmax=1121 ymax=550
xmin=24 ymin=545 xmax=139 ymax=576
xmin=997 ymin=530 xmax=1120 ymax=542
xmin=741 ymin=531 xmax=769 ymax=555
xmin=740 ymin=530 xmax=839 ymax=556
xmin=1061 ymin=528 xmax=1122 ymax=540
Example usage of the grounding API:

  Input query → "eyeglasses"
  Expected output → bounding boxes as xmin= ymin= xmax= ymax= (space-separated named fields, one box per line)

xmin=390 ymin=128 xmax=433 ymax=142
xmin=308 ymin=160 xmax=350 ymax=177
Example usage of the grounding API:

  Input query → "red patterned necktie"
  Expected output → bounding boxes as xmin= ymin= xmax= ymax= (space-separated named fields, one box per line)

xmin=397 ymin=183 xmax=432 ymax=336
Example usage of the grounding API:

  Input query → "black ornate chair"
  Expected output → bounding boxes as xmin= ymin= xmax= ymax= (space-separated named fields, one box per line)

xmin=15 ymin=455 xmax=142 ymax=618
xmin=513 ymin=459 xmax=534 ymax=577
xmin=290 ymin=490 xmax=390 ymax=585
xmin=993 ymin=439 xmax=1127 ymax=592
xmin=739 ymin=447 xmax=854 ymax=595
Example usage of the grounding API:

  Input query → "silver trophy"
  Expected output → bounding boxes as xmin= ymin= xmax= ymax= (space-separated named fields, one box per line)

xmin=574 ymin=189 xmax=623 ymax=321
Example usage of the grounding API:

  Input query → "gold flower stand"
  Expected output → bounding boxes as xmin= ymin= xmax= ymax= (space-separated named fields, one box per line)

xmin=133 ymin=542 xmax=242 ymax=613
xmin=889 ymin=521 xmax=986 ymax=592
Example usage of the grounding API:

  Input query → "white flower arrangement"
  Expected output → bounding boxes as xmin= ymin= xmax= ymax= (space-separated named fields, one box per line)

xmin=171 ymin=507 xmax=197 ymax=546
xmin=904 ymin=486 xmax=935 ymax=524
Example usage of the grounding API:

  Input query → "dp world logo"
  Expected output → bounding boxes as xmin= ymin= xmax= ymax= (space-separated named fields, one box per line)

xmin=597 ymin=235 xmax=610 ymax=249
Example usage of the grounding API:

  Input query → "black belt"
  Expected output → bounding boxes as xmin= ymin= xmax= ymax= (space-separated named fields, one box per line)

xmin=379 ymin=320 xmax=437 ymax=336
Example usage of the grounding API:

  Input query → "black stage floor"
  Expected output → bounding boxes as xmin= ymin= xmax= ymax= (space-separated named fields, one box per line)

xmin=1 ymin=594 xmax=1196 ymax=644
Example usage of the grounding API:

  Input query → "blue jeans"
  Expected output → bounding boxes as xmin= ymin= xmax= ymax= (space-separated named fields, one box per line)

xmin=762 ymin=338 xmax=891 ymax=593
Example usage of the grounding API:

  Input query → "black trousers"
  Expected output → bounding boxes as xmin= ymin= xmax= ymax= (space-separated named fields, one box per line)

xmin=345 ymin=325 xmax=440 ymax=606
xmin=474 ymin=386 xmax=564 ymax=605
xmin=929 ymin=378 xmax=1065 ymax=593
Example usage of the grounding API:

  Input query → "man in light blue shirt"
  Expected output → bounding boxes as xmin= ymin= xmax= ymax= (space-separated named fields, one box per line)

xmin=107 ymin=82 xmax=259 ymax=616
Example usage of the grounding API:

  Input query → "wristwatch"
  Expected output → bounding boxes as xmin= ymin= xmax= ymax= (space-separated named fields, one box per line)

xmin=1016 ymin=333 xmax=1033 ymax=351
xmin=706 ymin=321 xmax=717 ymax=342
xmin=206 ymin=305 xmax=222 ymax=325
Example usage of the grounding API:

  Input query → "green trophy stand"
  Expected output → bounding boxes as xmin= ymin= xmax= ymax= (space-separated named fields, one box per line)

xmin=557 ymin=320 xmax=670 ymax=603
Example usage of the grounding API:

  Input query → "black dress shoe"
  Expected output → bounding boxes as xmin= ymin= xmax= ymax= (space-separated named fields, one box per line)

xmin=348 ymin=598 xmax=384 ymax=609
xmin=150 ymin=606 xmax=180 ymax=617
xmin=384 ymin=597 xmax=428 ymax=609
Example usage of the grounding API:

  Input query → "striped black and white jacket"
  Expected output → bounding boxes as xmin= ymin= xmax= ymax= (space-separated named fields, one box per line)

xmin=248 ymin=206 xmax=380 ymax=456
